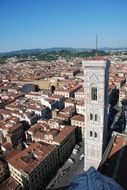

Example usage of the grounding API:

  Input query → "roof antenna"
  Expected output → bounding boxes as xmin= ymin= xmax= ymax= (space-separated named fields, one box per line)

xmin=96 ymin=34 xmax=98 ymax=57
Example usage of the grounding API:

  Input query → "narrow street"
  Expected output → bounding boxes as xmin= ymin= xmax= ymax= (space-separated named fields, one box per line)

xmin=46 ymin=142 xmax=84 ymax=189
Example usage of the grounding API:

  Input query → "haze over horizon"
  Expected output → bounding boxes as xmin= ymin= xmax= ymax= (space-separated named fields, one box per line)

xmin=0 ymin=0 xmax=127 ymax=52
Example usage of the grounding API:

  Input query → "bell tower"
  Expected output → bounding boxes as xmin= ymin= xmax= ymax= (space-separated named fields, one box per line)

xmin=83 ymin=59 xmax=110 ymax=170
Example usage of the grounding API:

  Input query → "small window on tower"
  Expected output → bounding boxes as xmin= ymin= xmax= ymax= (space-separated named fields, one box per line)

xmin=91 ymin=87 xmax=97 ymax=101
xmin=90 ymin=113 xmax=93 ymax=121
xmin=95 ymin=114 xmax=98 ymax=121
xmin=90 ymin=131 xmax=93 ymax=137
xmin=94 ymin=132 xmax=97 ymax=138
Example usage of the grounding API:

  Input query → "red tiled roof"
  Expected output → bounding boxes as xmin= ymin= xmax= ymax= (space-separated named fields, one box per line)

xmin=0 ymin=176 xmax=21 ymax=190
xmin=99 ymin=133 xmax=127 ymax=190
xmin=8 ymin=142 xmax=56 ymax=174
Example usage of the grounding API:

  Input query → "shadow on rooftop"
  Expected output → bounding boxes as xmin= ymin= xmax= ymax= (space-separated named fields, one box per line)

xmin=98 ymin=140 xmax=127 ymax=190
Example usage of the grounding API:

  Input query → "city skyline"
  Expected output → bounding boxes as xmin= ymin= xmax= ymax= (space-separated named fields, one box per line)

xmin=0 ymin=0 xmax=127 ymax=52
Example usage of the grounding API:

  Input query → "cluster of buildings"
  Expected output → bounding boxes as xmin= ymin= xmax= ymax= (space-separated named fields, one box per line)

xmin=0 ymin=60 xmax=85 ymax=190
xmin=0 ymin=56 xmax=127 ymax=189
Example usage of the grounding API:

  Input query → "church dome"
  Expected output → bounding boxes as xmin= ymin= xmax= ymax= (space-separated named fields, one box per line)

xmin=69 ymin=167 xmax=123 ymax=190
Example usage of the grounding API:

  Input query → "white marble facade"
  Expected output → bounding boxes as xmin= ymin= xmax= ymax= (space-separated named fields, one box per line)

xmin=83 ymin=60 xmax=110 ymax=170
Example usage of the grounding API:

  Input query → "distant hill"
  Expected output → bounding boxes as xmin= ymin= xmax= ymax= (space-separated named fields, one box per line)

xmin=0 ymin=48 xmax=43 ymax=56
xmin=0 ymin=47 xmax=127 ymax=56
xmin=100 ymin=47 xmax=127 ymax=52
xmin=0 ymin=48 xmax=90 ymax=56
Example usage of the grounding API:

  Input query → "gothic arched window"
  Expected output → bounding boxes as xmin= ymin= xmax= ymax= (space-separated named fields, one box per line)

xmin=90 ymin=113 xmax=93 ymax=121
xmin=95 ymin=114 xmax=98 ymax=121
xmin=94 ymin=132 xmax=97 ymax=138
xmin=91 ymin=87 xmax=97 ymax=101
xmin=90 ymin=131 xmax=93 ymax=137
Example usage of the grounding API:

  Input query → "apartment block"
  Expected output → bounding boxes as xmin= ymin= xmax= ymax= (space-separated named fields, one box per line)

xmin=8 ymin=142 xmax=59 ymax=190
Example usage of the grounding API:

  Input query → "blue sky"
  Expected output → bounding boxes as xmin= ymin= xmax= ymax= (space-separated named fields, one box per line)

xmin=0 ymin=0 xmax=127 ymax=52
